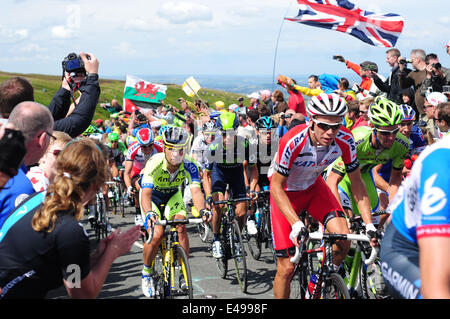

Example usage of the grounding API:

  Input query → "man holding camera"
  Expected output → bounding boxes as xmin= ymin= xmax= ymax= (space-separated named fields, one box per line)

xmin=420 ymin=53 xmax=450 ymax=96
xmin=48 ymin=52 xmax=100 ymax=138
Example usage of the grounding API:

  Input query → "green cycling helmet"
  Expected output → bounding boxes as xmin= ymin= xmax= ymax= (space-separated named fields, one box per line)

xmin=82 ymin=125 xmax=95 ymax=136
xmin=368 ymin=97 xmax=402 ymax=127
xmin=216 ymin=112 xmax=239 ymax=131
xmin=108 ymin=132 xmax=119 ymax=142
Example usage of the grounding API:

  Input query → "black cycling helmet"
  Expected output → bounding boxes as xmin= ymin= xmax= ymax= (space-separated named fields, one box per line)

xmin=255 ymin=116 xmax=276 ymax=130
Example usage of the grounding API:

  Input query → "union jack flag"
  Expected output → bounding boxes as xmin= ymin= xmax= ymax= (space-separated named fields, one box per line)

xmin=286 ymin=0 xmax=404 ymax=47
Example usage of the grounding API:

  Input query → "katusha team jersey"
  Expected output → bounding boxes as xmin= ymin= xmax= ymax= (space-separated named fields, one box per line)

xmin=389 ymin=136 xmax=450 ymax=245
xmin=268 ymin=123 xmax=359 ymax=191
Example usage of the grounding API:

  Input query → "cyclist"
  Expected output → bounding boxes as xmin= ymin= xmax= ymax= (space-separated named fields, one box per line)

xmin=269 ymin=93 xmax=373 ymax=299
xmin=124 ymin=128 xmax=163 ymax=226
xmin=373 ymin=104 xmax=426 ymax=213
xmin=380 ymin=135 xmax=450 ymax=298
xmin=203 ymin=112 xmax=258 ymax=258
xmin=190 ymin=121 xmax=219 ymax=176
xmin=139 ymin=126 xmax=210 ymax=298
xmin=326 ymin=97 xmax=409 ymax=228
xmin=246 ymin=116 xmax=278 ymax=235
xmin=106 ymin=132 xmax=127 ymax=181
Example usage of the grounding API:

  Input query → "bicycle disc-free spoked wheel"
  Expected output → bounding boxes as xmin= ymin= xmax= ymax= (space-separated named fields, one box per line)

xmin=323 ymin=273 xmax=350 ymax=299
xmin=290 ymin=267 xmax=309 ymax=299
xmin=172 ymin=244 xmax=193 ymax=299
xmin=230 ymin=219 xmax=247 ymax=293
xmin=153 ymin=248 xmax=166 ymax=299
xmin=246 ymin=230 xmax=262 ymax=261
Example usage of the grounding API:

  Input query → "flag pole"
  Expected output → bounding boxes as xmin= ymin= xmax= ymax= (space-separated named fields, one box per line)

xmin=272 ymin=1 xmax=294 ymax=92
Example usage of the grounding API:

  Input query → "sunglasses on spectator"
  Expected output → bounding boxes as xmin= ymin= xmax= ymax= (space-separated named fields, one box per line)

xmin=312 ymin=119 xmax=341 ymax=131
xmin=376 ymin=127 xmax=399 ymax=136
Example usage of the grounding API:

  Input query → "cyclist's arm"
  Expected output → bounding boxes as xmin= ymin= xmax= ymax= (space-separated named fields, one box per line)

xmin=270 ymin=171 xmax=300 ymax=226
xmin=140 ymin=187 xmax=153 ymax=215
xmin=202 ymin=169 xmax=212 ymax=198
xmin=373 ymin=164 xmax=390 ymax=193
xmin=347 ymin=167 xmax=373 ymax=226
xmin=243 ymin=160 xmax=250 ymax=190
xmin=109 ymin=160 xmax=119 ymax=179
xmin=123 ymin=160 xmax=133 ymax=189
xmin=388 ymin=168 xmax=403 ymax=202
xmin=325 ymin=169 xmax=345 ymax=210
xmin=418 ymin=236 xmax=450 ymax=298
xmin=249 ymin=164 xmax=259 ymax=193
xmin=190 ymin=185 xmax=206 ymax=212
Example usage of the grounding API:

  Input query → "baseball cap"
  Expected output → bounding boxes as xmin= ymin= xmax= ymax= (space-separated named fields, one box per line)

xmin=360 ymin=61 xmax=378 ymax=72
xmin=425 ymin=92 xmax=448 ymax=106
xmin=247 ymin=92 xmax=260 ymax=100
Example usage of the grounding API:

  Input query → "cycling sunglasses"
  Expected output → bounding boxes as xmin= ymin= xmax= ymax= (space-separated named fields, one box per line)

xmin=375 ymin=127 xmax=400 ymax=136
xmin=312 ymin=119 xmax=341 ymax=132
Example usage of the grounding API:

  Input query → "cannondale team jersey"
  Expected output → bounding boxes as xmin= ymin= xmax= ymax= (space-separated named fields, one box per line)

xmin=268 ymin=123 xmax=359 ymax=191
xmin=390 ymin=136 xmax=450 ymax=245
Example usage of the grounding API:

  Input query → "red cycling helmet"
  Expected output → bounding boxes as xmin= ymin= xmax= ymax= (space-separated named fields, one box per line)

xmin=136 ymin=128 xmax=154 ymax=146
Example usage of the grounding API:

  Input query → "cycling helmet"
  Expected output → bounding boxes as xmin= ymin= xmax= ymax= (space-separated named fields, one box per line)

xmin=216 ymin=112 xmax=239 ymax=131
xmin=136 ymin=128 xmax=154 ymax=146
xmin=209 ymin=111 xmax=222 ymax=120
xmin=307 ymin=93 xmax=348 ymax=117
xmin=255 ymin=116 xmax=277 ymax=130
xmin=368 ymin=96 xmax=402 ymax=127
xmin=162 ymin=126 xmax=191 ymax=148
xmin=108 ymin=132 xmax=119 ymax=142
xmin=399 ymin=104 xmax=416 ymax=121
xmin=202 ymin=121 xmax=216 ymax=133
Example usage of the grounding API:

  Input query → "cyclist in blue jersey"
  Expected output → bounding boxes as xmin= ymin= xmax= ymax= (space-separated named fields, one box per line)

xmin=373 ymin=104 xmax=426 ymax=218
xmin=380 ymin=135 xmax=450 ymax=298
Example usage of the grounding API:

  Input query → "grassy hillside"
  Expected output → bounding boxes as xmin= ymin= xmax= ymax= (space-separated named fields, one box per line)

xmin=0 ymin=71 xmax=249 ymax=121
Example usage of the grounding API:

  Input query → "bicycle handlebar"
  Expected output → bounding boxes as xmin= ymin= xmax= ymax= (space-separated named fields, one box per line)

xmin=154 ymin=218 xmax=205 ymax=227
xmin=213 ymin=197 xmax=253 ymax=205
xmin=289 ymin=232 xmax=378 ymax=265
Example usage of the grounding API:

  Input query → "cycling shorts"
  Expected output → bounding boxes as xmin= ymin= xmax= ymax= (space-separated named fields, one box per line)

xmin=210 ymin=163 xmax=246 ymax=199
xmin=139 ymin=188 xmax=187 ymax=231
xmin=270 ymin=176 xmax=345 ymax=256
xmin=379 ymin=223 xmax=422 ymax=299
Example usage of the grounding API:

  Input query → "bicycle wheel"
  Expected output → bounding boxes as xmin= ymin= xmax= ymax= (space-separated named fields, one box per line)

xmin=289 ymin=267 xmax=309 ymax=299
xmin=197 ymin=222 xmax=211 ymax=243
xmin=322 ymin=272 xmax=350 ymax=299
xmin=230 ymin=219 xmax=247 ymax=293
xmin=172 ymin=244 xmax=194 ymax=299
xmin=118 ymin=184 xmax=125 ymax=217
xmin=246 ymin=230 xmax=262 ymax=261
xmin=360 ymin=260 xmax=389 ymax=299
xmin=153 ymin=247 xmax=166 ymax=299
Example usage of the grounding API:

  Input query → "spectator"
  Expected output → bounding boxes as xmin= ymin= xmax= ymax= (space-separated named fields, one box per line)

xmin=318 ymin=73 xmax=340 ymax=94
xmin=352 ymin=96 xmax=373 ymax=129
xmin=271 ymin=90 xmax=289 ymax=114
xmin=336 ymin=77 xmax=356 ymax=101
xmin=334 ymin=55 xmax=385 ymax=98
xmin=277 ymin=77 xmax=306 ymax=116
xmin=344 ymin=99 xmax=361 ymax=130
xmin=256 ymin=104 xmax=272 ymax=117
xmin=0 ymin=102 xmax=54 ymax=228
xmin=0 ymin=127 xmax=26 ymax=190
xmin=0 ymin=77 xmax=34 ymax=120
xmin=0 ymin=138 xmax=140 ymax=299
xmin=400 ymin=87 xmax=415 ymax=107
xmin=278 ymin=74 xmax=323 ymax=98
xmin=237 ymin=97 xmax=245 ymax=110
xmin=370 ymin=48 xmax=407 ymax=104
xmin=276 ymin=109 xmax=296 ymax=138
xmin=48 ymin=52 xmax=101 ymax=138
xmin=237 ymin=112 xmax=256 ymax=141
xmin=435 ymin=102 xmax=450 ymax=138
xmin=398 ymin=49 xmax=427 ymax=117
xmin=247 ymin=92 xmax=261 ymax=111
xmin=154 ymin=106 xmax=174 ymax=124
xmin=420 ymin=53 xmax=450 ymax=95
xmin=260 ymin=90 xmax=273 ymax=112
xmin=423 ymin=92 xmax=448 ymax=142
xmin=26 ymin=131 xmax=72 ymax=192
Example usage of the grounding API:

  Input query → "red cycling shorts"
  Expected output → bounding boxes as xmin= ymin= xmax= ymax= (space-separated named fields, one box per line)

xmin=270 ymin=176 xmax=344 ymax=255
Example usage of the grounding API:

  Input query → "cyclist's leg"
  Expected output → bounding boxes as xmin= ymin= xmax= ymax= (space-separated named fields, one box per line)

xmin=270 ymin=190 xmax=306 ymax=299
xmin=309 ymin=176 xmax=350 ymax=267
xmin=165 ymin=189 xmax=190 ymax=257
xmin=210 ymin=166 xmax=227 ymax=236
xmin=229 ymin=168 xmax=248 ymax=231
xmin=141 ymin=198 xmax=164 ymax=269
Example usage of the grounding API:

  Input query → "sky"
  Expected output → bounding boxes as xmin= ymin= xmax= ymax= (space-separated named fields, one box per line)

xmin=1 ymin=0 xmax=449 ymax=83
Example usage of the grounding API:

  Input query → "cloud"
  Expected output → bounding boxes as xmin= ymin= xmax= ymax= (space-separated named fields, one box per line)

xmin=157 ymin=1 xmax=213 ymax=25
xmin=0 ymin=25 xmax=28 ymax=43
xmin=18 ymin=43 xmax=47 ymax=53
xmin=116 ymin=41 xmax=137 ymax=56
xmin=51 ymin=25 xmax=76 ymax=39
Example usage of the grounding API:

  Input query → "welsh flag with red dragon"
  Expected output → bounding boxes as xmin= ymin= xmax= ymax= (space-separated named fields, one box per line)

xmin=123 ymin=75 xmax=167 ymax=114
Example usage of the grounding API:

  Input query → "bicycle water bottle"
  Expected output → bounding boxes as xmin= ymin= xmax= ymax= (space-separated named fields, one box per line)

xmin=255 ymin=209 xmax=261 ymax=228
xmin=308 ymin=273 xmax=319 ymax=296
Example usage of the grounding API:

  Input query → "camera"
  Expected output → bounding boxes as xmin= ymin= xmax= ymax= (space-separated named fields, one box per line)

xmin=432 ymin=63 xmax=442 ymax=70
xmin=399 ymin=58 xmax=412 ymax=65
xmin=281 ymin=114 xmax=292 ymax=119
xmin=62 ymin=52 xmax=90 ymax=74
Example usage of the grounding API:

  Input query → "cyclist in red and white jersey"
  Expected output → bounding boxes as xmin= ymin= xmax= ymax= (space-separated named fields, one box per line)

xmin=269 ymin=93 xmax=374 ymax=299
xmin=124 ymin=128 xmax=163 ymax=225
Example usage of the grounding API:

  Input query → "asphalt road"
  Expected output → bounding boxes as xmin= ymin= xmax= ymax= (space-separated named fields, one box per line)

xmin=47 ymin=204 xmax=277 ymax=300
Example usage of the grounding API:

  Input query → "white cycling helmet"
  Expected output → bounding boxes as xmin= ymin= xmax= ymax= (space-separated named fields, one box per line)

xmin=307 ymin=93 xmax=348 ymax=117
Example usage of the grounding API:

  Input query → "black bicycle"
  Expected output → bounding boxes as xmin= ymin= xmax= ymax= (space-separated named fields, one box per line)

xmin=245 ymin=188 xmax=276 ymax=263
xmin=93 ymin=190 xmax=110 ymax=242
xmin=106 ymin=179 xmax=125 ymax=218
xmin=213 ymin=196 xmax=252 ymax=293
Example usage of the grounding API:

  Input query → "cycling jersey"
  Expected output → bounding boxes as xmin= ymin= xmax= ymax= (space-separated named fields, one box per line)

xmin=331 ymin=126 xmax=409 ymax=216
xmin=107 ymin=141 xmax=127 ymax=167
xmin=190 ymin=132 xmax=220 ymax=170
xmin=140 ymin=152 xmax=201 ymax=221
xmin=268 ymin=123 xmax=359 ymax=191
xmin=256 ymin=140 xmax=276 ymax=188
xmin=378 ymin=125 xmax=426 ymax=182
xmin=380 ymin=136 xmax=450 ymax=299
xmin=0 ymin=192 xmax=90 ymax=299
xmin=125 ymin=140 xmax=163 ymax=177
